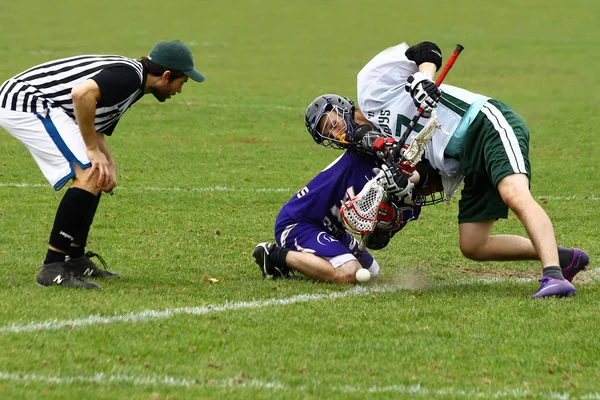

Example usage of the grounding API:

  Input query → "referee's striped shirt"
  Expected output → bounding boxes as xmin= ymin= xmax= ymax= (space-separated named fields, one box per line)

xmin=0 ymin=55 xmax=145 ymax=135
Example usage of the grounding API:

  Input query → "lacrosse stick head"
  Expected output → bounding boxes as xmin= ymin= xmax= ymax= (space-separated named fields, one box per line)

xmin=340 ymin=174 xmax=386 ymax=235
xmin=305 ymin=94 xmax=358 ymax=150
xmin=401 ymin=111 xmax=439 ymax=165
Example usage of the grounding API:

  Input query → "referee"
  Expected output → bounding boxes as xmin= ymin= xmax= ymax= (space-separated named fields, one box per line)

xmin=0 ymin=40 xmax=205 ymax=288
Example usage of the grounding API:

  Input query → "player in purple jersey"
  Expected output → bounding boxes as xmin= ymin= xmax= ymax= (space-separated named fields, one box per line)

xmin=252 ymin=95 xmax=437 ymax=284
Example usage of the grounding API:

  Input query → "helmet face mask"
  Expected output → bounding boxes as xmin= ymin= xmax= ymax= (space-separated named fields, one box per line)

xmin=305 ymin=94 xmax=357 ymax=149
xmin=411 ymin=163 xmax=446 ymax=206
xmin=412 ymin=188 xmax=446 ymax=206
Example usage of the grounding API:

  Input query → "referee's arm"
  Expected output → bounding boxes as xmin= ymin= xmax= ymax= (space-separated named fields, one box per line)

xmin=72 ymin=80 xmax=110 ymax=187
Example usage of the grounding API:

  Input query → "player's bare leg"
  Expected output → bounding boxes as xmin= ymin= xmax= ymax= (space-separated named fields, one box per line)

xmin=497 ymin=174 xmax=560 ymax=267
xmin=71 ymin=163 xmax=105 ymax=195
xmin=459 ymin=174 xmax=575 ymax=297
xmin=459 ymin=219 xmax=539 ymax=261
xmin=285 ymin=251 xmax=361 ymax=284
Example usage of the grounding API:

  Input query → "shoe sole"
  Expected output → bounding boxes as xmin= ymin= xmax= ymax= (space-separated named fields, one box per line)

xmin=531 ymin=291 xmax=576 ymax=299
xmin=37 ymin=283 xmax=101 ymax=289
xmin=36 ymin=280 xmax=101 ymax=289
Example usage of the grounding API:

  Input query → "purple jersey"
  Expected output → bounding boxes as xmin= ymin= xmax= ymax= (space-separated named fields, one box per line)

xmin=275 ymin=151 xmax=421 ymax=240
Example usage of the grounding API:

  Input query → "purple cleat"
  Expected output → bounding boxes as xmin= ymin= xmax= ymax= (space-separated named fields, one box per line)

xmin=531 ymin=277 xmax=576 ymax=299
xmin=561 ymin=248 xmax=589 ymax=283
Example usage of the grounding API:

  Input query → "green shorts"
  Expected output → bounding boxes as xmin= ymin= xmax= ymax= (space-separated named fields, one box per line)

xmin=457 ymin=99 xmax=531 ymax=224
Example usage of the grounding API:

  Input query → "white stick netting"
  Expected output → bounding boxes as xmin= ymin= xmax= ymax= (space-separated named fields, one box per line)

xmin=340 ymin=175 xmax=386 ymax=235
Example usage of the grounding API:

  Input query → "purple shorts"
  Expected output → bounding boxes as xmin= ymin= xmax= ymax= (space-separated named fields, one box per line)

xmin=275 ymin=221 xmax=374 ymax=269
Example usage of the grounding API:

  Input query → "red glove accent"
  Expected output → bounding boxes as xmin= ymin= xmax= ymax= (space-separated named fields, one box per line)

xmin=372 ymin=137 xmax=395 ymax=154
xmin=376 ymin=202 xmax=403 ymax=231
xmin=398 ymin=160 xmax=416 ymax=178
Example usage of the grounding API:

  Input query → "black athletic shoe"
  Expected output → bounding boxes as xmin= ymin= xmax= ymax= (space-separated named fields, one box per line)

xmin=67 ymin=251 xmax=120 ymax=279
xmin=253 ymin=242 xmax=292 ymax=279
xmin=36 ymin=262 xmax=101 ymax=289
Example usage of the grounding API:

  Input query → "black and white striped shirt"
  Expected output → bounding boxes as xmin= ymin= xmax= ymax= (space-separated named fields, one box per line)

xmin=0 ymin=55 xmax=146 ymax=135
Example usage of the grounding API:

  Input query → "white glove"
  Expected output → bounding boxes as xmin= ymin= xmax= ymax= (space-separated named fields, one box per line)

xmin=373 ymin=164 xmax=414 ymax=199
xmin=405 ymin=71 xmax=441 ymax=117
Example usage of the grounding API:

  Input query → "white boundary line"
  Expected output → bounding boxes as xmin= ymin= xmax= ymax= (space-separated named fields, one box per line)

xmin=1 ymin=371 xmax=599 ymax=399
xmin=0 ymin=371 xmax=284 ymax=390
xmin=0 ymin=182 xmax=598 ymax=200
xmin=0 ymin=285 xmax=398 ymax=334
xmin=4 ymin=272 xmax=600 ymax=336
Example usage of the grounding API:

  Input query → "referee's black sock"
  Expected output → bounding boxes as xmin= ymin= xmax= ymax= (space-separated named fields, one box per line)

xmin=68 ymin=246 xmax=86 ymax=259
xmin=72 ymin=192 xmax=102 ymax=251
xmin=43 ymin=249 xmax=66 ymax=265
xmin=48 ymin=187 xmax=97 ymax=253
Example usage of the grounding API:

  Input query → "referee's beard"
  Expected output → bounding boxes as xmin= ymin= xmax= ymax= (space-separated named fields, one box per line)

xmin=151 ymin=86 xmax=172 ymax=103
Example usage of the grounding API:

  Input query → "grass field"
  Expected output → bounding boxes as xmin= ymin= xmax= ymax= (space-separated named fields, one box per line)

xmin=0 ymin=0 xmax=599 ymax=399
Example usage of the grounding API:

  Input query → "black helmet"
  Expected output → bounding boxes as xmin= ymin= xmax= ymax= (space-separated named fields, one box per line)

xmin=304 ymin=94 xmax=358 ymax=149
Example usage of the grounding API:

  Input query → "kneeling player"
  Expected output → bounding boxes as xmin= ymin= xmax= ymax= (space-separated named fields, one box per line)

xmin=252 ymin=95 xmax=434 ymax=283
xmin=253 ymin=151 xmax=419 ymax=283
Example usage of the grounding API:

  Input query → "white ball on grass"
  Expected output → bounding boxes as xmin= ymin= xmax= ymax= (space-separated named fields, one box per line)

xmin=355 ymin=268 xmax=371 ymax=283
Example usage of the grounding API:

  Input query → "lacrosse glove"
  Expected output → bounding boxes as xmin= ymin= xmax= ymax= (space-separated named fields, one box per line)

xmin=371 ymin=137 xmax=396 ymax=158
xmin=405 ymin=72 xmax=441 ymax=118
xmin=349 ymin=125 xmax=395 ymax=157
xmin=376 ymin=202 xmax=403 ymax=231
xmin=374 ymin=163 xmax=414 ymax=199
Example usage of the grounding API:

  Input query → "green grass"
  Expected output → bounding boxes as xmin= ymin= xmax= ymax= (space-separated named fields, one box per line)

xmin=1 ymin=0 xmax=599 ymax=399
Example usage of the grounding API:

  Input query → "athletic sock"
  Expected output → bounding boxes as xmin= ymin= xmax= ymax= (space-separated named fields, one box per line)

xmin=557 ymin=246 xmax=574 ymax=269
xmin=68 ymin=246 xmax=86 ymax=259
xmin=268 ymin=246 xmax=290 ymax=267
xmin=43 ymin=249 xmax=66 ymax=265
xmin=48 ymin=188 xmax=97 ymax=251
xmin=543 ymin=266 xmax=564 ymax=280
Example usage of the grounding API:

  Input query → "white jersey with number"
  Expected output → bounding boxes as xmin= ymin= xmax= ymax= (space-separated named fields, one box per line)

xmin=356 ymin=43 xmax=488 ymax=199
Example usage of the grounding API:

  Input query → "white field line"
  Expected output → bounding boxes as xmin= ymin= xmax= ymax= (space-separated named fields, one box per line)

xmin=4 ymin=272 xmax=600 ymax=336
xmin=1 ymin=182 xmax=599 ymax=200
xmin=1 ymin=371 xmax=599 ymax=399
xmin=0 ymin=285 xmax=398 ymax=334
xmin=135 ymin=101 xmax=296 ymax=110
xmin=0 ymin=371 xmax=284 ymax=390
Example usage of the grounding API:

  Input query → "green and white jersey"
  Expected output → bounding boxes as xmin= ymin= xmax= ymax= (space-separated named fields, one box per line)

xmin=357 ymin=43 xmax=489 ymax=198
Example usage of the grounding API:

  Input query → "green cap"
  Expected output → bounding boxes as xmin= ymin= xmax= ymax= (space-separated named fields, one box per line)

xmin=148 ymin=40 xmax=205 ymax=82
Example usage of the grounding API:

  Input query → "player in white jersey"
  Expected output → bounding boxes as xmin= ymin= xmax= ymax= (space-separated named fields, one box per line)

xmin=313 ymin=42 xmax=589 ymax=298
xmin=0 ymin=40 xmax=205 ymax=288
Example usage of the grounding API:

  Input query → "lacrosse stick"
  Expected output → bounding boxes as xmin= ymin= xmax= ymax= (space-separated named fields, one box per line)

xmin=356 ymin=44 xmax=464 ymax=252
